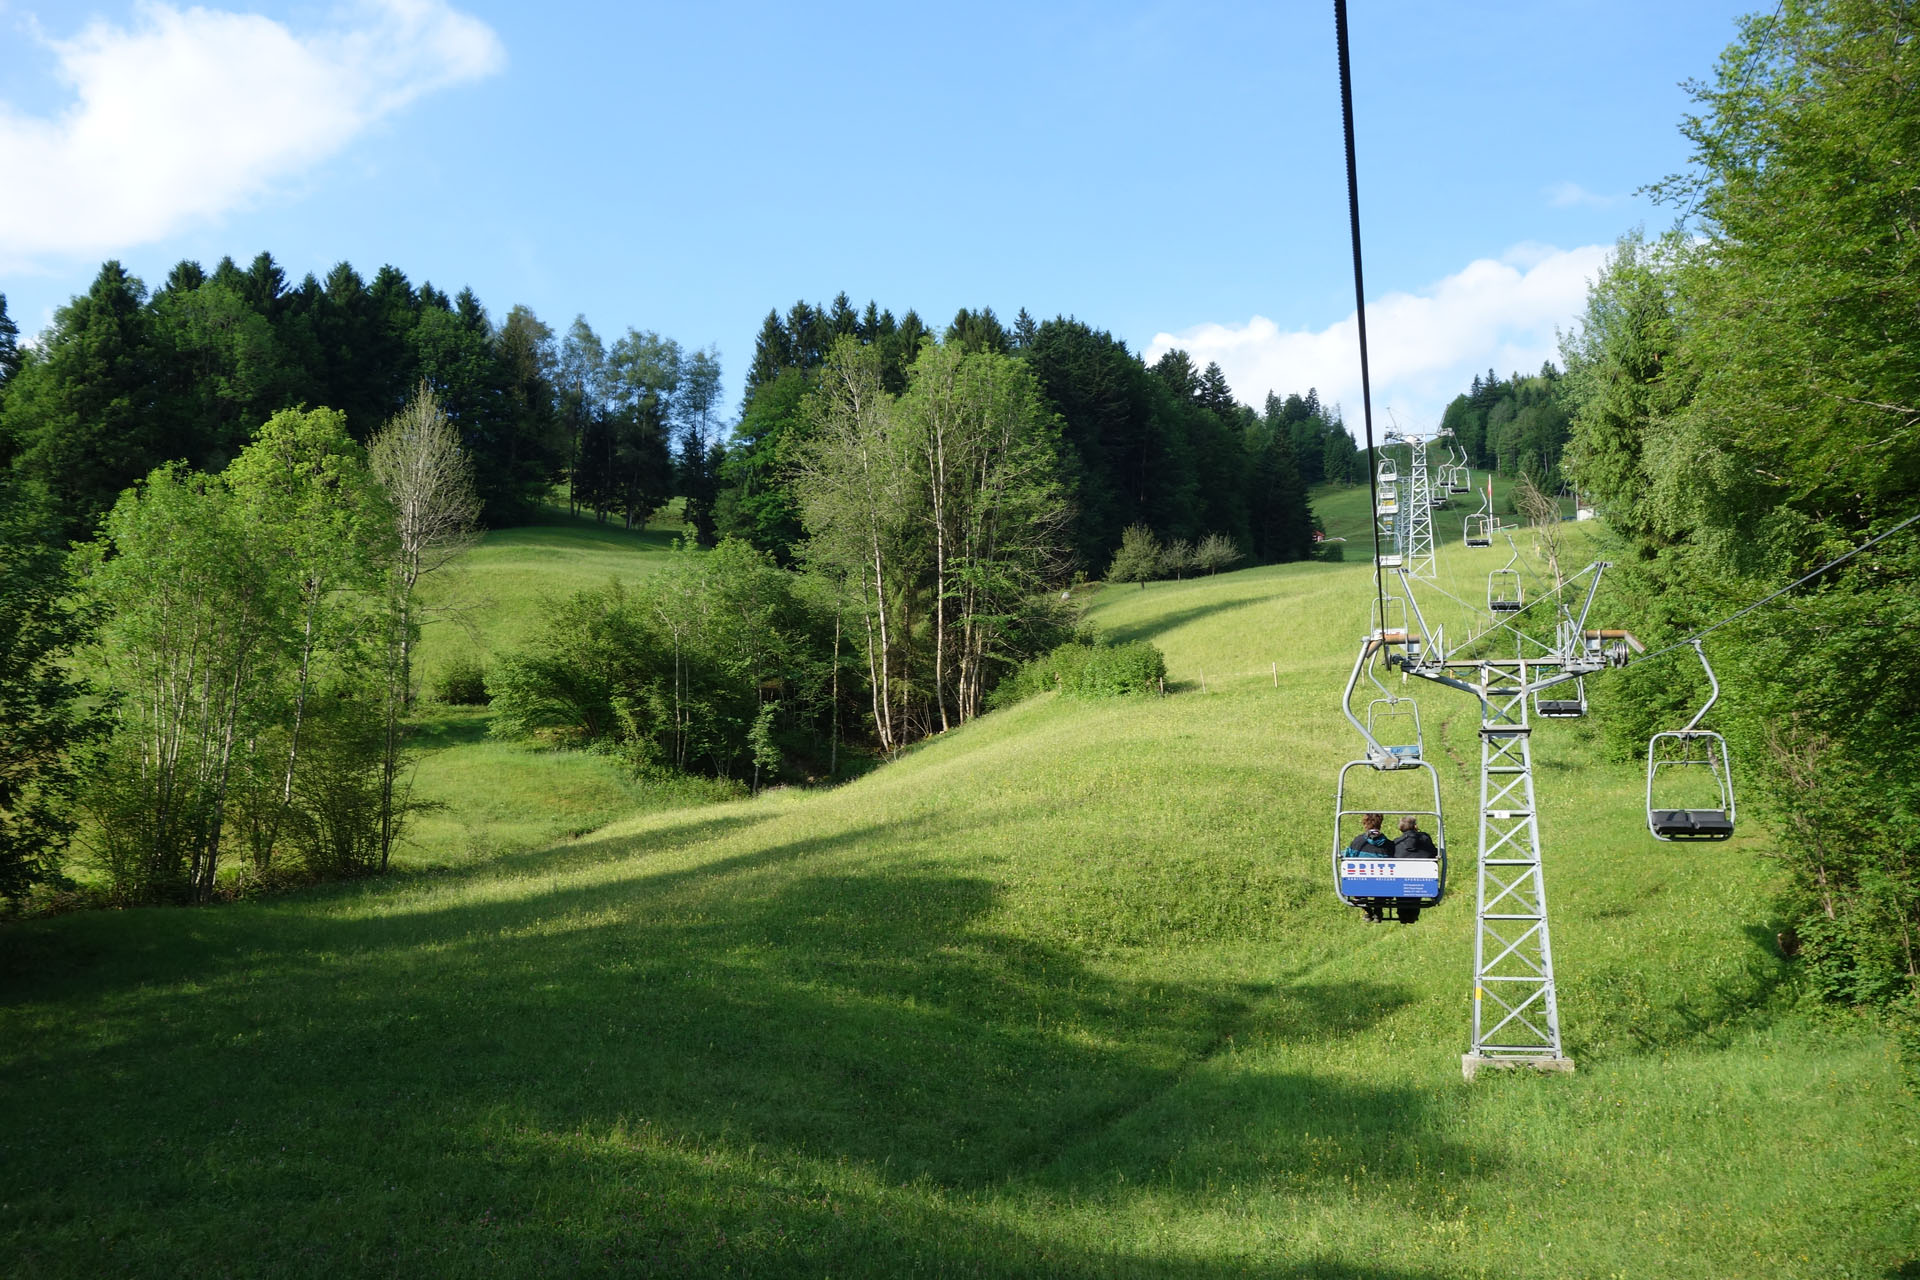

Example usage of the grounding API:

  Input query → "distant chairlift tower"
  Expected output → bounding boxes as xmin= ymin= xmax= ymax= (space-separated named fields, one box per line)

xmin=1388 ymin=432 xmax=1438 ymax=582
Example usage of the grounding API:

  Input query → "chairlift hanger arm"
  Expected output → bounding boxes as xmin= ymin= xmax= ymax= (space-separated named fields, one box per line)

xmin=1683 ymin=639 xmax=1719 ymax=732
xmin=1570 ymin=564 xmax=1610 ymax=635
xmin=1342 ymin=638 xmax=1398 ymax=763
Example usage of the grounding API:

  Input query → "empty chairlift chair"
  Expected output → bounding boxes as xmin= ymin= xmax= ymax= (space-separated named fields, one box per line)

xmin=1464 ymin=513 xmax=1493 ymax=548
xmin=1646 ymin=640 xmax=1737 ymax=841
xmin=1488 ymin=539 xmax=1524 ymax=612
xmin=1366 ymin=696 xmax=1423 ymax=762
xmin=1531 ymin=668 xmax=1588 ymax=719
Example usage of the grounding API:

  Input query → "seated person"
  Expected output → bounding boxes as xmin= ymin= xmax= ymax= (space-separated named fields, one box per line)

xmin=1393 ymin=815 xmax=1437 ymax=858
xmin=1346 ymin=813 xmax=1391 ymax=922
xmin=1347 ymin=812 xmax=1391 ymax=856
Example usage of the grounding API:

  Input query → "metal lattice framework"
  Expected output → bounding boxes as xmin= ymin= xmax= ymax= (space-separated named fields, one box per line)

xmin=1464 ymin=659 xmax=1568 ymax=1075
xmin=1404 ymin=436 xmax=1437 ymax=581
xmin=1341 ymin=560 xmax=1626 ymax=1080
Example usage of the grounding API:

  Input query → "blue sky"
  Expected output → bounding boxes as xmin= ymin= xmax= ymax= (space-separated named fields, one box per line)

xmin=1 ymin=0 xmax=1756 ymax=427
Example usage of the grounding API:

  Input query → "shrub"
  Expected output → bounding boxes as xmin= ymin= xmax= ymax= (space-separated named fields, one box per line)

xmin=435 ymin=656 xmax=491 ymax=705
xmin=1316 ymin=539 xmax=1345 ymax=562
xmin=1106 ymin=524 xmax=1161 ymax=585
xmin=988 ymin=637 xmax=1166 ymax=709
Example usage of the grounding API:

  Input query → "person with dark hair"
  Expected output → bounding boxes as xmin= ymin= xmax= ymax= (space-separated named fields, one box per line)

xmin=1393 ymin=814 xmax=1437 ymax=859
xmin=1346 ymin=812 xmax=1392 ymax=922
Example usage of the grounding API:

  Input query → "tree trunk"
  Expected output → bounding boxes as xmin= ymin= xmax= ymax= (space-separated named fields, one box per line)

xmin=262 ymin=583 xmax=322 ymax=869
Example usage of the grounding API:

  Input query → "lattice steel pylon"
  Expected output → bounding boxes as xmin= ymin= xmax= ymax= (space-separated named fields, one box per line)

xmin=1403 ymin=436 xmax=1437 ymax=581
xmin=1463 ymin=656 xmax=1572 ymax=1080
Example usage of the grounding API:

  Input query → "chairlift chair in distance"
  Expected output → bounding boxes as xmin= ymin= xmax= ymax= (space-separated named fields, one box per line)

xmin=1647 ymin=640 xmax=1737 ymax=841
xmin=1488 ymin=539 xmax=1523 ymax=612
xmin=1366 ymin=695 xmax=1423 ymax=762
xmin=1332 ymin=757 xmax=1447 ymax=924
xmin=1464 ymin=513 xmax=1493 ymax=548
xmin=1531 ymin=668 xmax=1588 ymax=719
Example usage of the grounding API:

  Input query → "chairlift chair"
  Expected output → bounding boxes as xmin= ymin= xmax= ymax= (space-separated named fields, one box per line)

xmin=1464 ymin=513 xmax=1493 ymax=548
xmin=1332 ymin=757 xmax=1447 ymax=923
xmin=1531 ymin=668 xmax=1588 ymax=719
xmin=1365 ymin=696 xmax=1423 ymax=762
xmin=1646 ymin=641 xmax=1737 ymax=841
xmin=1378 ymin=458 xmax=1398 ymax=487
xmin=1488 ymin=539 xmax=1524 ymax=611
xmin=1370 ymin=594 xmax=1408 ymax=640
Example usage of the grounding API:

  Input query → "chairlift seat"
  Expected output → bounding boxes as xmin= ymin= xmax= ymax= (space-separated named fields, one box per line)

xmin=1536 ymin=700 xmax=1585 ymax=718
xmin=1386 ymin=744 xmax=1421 ymax=760
xmin=1490 ymin=600 xmax=1523 ymax=612
xmin=1649 ymin=809 xmax=1734 ymax=840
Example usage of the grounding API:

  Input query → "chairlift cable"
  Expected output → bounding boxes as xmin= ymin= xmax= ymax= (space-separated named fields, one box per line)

xmin=1333 ymin=0 xmax=1388 ymax=637
xmin=1633 ymin=511 xmax=1920 ymax=666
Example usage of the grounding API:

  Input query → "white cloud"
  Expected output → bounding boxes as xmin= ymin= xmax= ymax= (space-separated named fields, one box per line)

xmin=1546 ymin=180 xmax=1623 ymax=209
xmin=1144 ymin=243 xmax=1611 ymax=432
xmin=0 ymin=0 xmax=505 ymax=261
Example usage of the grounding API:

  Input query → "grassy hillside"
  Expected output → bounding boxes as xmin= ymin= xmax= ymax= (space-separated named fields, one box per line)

xmin=2 ymin=519 xmax=1914 ymax=1277
xmin=416 ymin=505 xmax=685 ymax=691
xmin=404 ymin=504 xmax=721 ymax=870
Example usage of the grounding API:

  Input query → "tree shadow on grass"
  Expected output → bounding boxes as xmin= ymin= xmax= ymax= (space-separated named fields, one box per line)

xmin=408 ymin=707 xmax=493 ymax=750
xmin=1036 ymin=979 xmax=1493 ymax=1197
xmin=1096 ymin=596 xmax=1275 ymax=648
xmin=1560 ymin=921 xmax=1797 ymax=1064
xmin=0 ymin=805 xmax=787 ymax=1002
xmin=1 ymin=822 xmax=1491 ymax=1277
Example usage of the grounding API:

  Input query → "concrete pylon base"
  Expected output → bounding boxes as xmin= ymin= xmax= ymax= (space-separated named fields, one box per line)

xmin=1462 ymin=1053 xmax=1575 ymax=1082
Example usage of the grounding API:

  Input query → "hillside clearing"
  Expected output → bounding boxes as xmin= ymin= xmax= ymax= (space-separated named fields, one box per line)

xmin=2 ymin=522 xmax=1914 ymax=1278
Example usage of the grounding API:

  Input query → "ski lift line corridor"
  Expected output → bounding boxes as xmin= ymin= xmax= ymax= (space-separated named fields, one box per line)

xmin=1328 ymin=0 xmax=1920 ymax=1086
xmin=1328 ymin=510 xmax=1920 ymax=1079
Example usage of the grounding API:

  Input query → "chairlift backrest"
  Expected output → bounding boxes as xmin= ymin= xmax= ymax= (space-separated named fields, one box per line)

xmin=1366 ymin=696 xmax=1423 ymax=759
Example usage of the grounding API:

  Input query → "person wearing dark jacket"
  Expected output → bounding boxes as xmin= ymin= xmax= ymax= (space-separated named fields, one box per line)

xmin=1392 ymin=815 xmax=1438 ymax=858
xmin=1346 ymin=812 xmax=1392 ymax=922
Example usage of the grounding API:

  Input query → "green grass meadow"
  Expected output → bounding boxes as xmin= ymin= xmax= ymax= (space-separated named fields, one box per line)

xmin=416 ymin=503 xmax=686 ymax=692
xmin=1311 ymin=471 xmax=1570 ymax=548
xmin=2 ymin=504 xmax=1915 ymax=1277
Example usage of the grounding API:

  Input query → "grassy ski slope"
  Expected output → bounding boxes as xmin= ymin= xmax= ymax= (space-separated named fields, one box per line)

xmin=1 ymin=523 xmax=1914 ymax=1278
